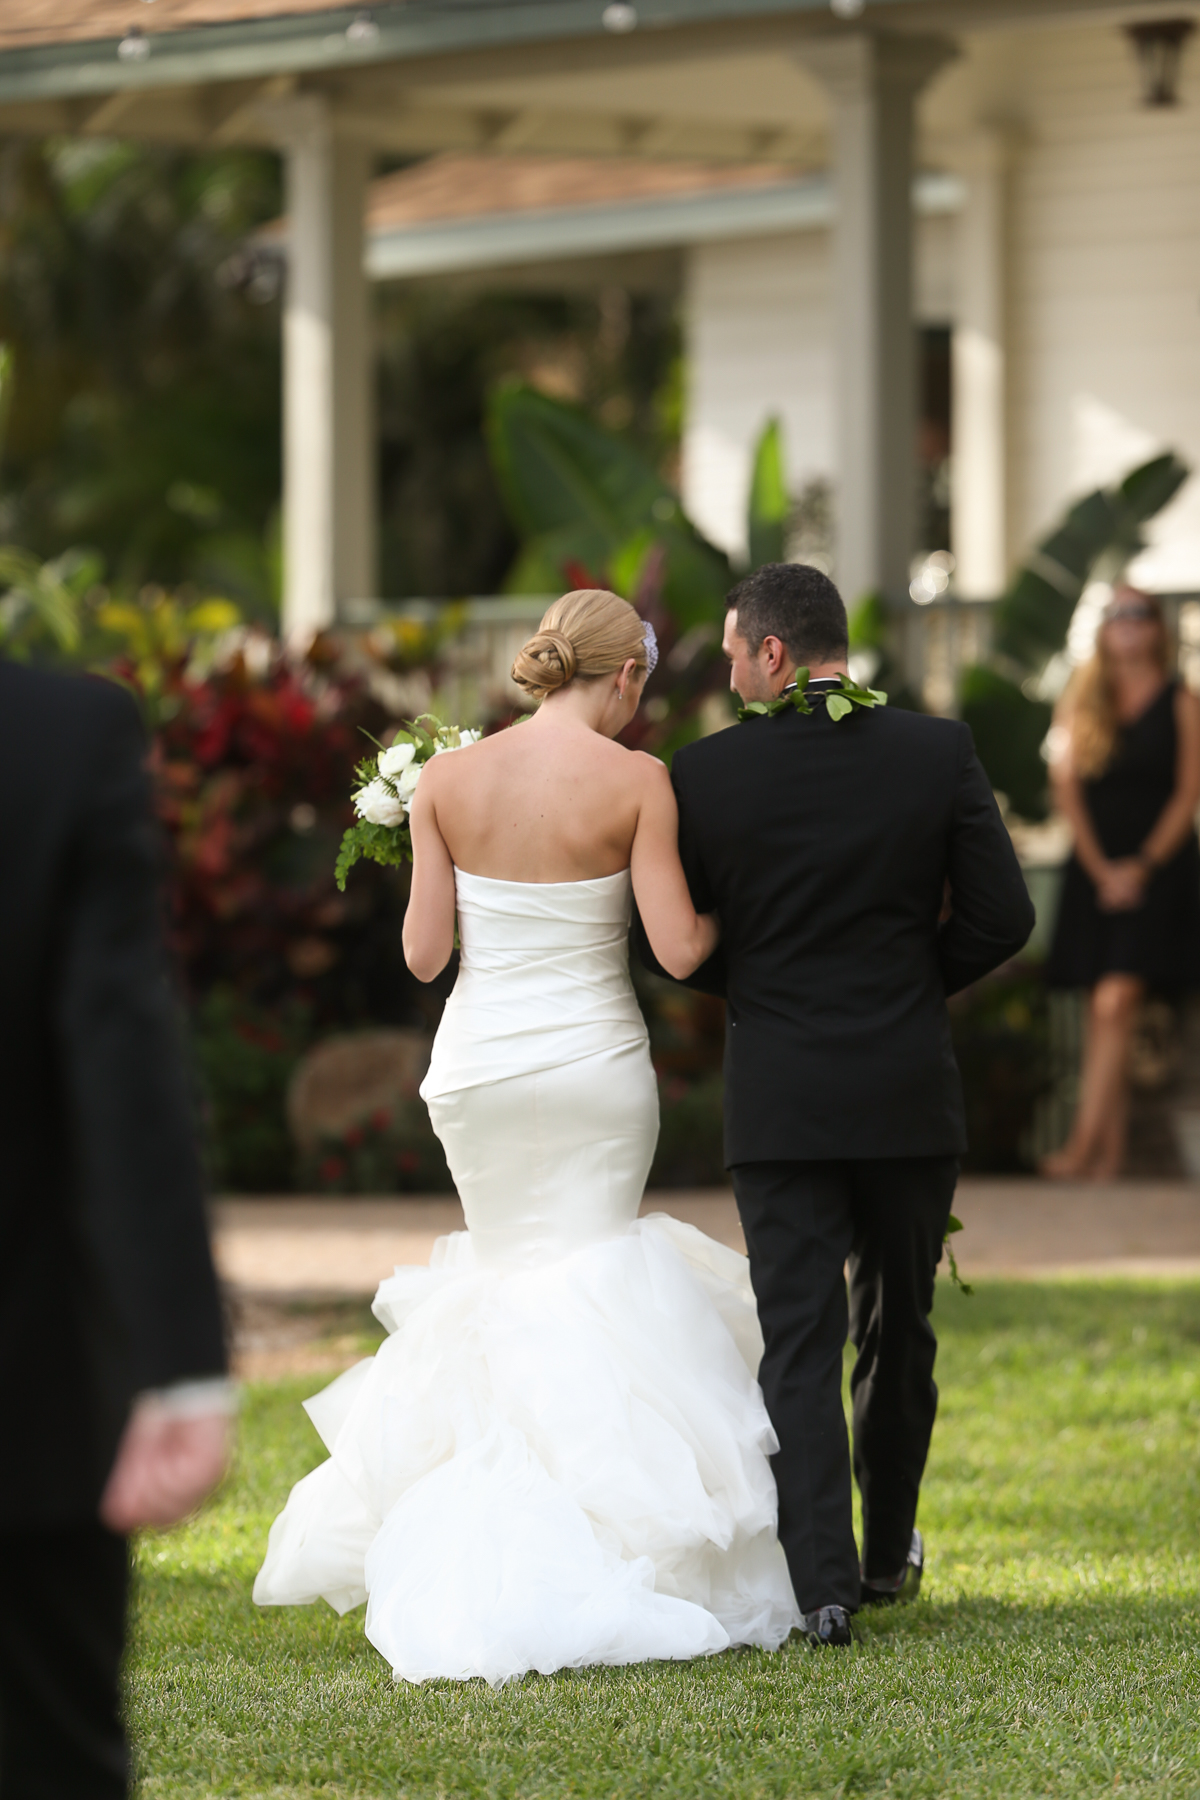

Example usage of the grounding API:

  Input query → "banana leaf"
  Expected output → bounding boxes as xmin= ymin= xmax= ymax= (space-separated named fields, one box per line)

xmin=992 ymin=451 xmax=1188 ymax=671
xmin=747 ymin=417 xmax=788 ymax=571
xmin=0 ymin=545 xmax=100 ymax=658
xmin=487 ymin=382 xmax=731 ymax=627
xmin=960 ymin=665 xmax=1053 ymax=822
xmin=963 ymin=449 xmax=1189 ymax=818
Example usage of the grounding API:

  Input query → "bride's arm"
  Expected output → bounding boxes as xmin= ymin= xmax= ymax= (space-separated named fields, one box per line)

xmin=630 ymin=757 xmax=720 ymax=980
xmin=402 ymin=773 xmax=457 ymax=982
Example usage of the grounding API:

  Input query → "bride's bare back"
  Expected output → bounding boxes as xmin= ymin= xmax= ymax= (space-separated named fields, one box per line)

xmin=401 ymin=596 xmax=719 ymax=985
xmin=426 ymin=719 xmax=648 ymax=885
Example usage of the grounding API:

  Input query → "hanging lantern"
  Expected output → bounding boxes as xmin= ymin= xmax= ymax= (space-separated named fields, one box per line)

xmin=1125 ymin=18 xmax=1194 ymax=107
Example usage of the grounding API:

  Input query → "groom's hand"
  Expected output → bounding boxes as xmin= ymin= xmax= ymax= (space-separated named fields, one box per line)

xmin=100 ymin=1396 xmax=234 ymax=1532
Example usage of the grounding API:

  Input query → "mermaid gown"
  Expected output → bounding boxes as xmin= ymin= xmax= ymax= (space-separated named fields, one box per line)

xmin=253 ymin=868 xmax=800 ymax=1684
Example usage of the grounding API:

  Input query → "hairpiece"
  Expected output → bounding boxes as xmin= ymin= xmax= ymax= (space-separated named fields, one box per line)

xmin=642 ymin=619 xmax=659 ymax=676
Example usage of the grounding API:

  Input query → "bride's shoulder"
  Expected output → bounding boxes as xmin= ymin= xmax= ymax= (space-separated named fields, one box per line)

xmin=629 ymin=747 xmax=670 ymax=780
xmin=621 ymin=749 xmax=674 ymax=811
xmin=602 ymin=741 xmax=667 ymax=783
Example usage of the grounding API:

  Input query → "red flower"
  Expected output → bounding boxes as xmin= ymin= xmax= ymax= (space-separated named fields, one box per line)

xmin=318 ymin=1156 xmax=345 ymax=1182
xmin=370 ymin=1108 xmax=392 ymax=1133
xmin=397 ymin=1150 xmax=419 ymax=1173
xmin=343 ymin=1125 xmax=365 ymax=1149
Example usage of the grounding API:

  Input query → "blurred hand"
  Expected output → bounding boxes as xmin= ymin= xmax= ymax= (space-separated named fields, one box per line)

xmin=1096 ymin=858 xmax=1147 ymax=913
xmin=100 ymin=1402 xmax=233 ymax=1533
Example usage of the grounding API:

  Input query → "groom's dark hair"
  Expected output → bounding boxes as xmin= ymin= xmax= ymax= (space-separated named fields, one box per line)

xmin=728 ymin=563 xmax=849 ymax=666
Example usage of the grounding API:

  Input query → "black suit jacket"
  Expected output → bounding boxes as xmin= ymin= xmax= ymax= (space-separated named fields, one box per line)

xmin=635 ymin=694 xmax=1035 ymax=1166
xmin=0 ymin=661 xmax=226 ymax=1527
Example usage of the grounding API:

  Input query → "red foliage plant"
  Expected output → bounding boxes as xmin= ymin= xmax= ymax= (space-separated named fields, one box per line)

xmin=123 ymin=635 xmax=388 ymax=1009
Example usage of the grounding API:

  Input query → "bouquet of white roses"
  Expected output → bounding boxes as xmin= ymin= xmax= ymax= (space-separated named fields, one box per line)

xmin=335 ymin=714 xmax=481 ymax=890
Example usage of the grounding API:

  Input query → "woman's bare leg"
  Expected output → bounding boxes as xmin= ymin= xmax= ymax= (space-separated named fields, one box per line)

xmin=1041 ymin=975 xmax=1143 ymax=1178
xmin=1090 ymin=1081 xmax=1132 ymax=1181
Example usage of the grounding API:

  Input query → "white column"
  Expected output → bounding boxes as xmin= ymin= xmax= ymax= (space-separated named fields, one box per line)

xmin=951 ymin=129 xmax=1010 ymax=600
xmin=331 ymin=136 xmax=376 ymax=610
xmin=274 ymin=98 xmax=375 ymax=639
xmin=797 ymin=32 xmax=956 ymax=608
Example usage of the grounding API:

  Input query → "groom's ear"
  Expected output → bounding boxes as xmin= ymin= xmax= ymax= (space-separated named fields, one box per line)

xmin=762 ymin=635 xmax=788 ymax=674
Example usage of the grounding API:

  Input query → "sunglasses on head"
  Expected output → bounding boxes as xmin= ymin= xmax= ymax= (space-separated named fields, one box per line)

xmin=1105 ymin=603 xmax=1157 ymax=623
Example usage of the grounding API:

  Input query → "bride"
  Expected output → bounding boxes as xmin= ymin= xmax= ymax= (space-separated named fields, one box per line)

xmin=254 ymin=588 xmax=801 ymax=1683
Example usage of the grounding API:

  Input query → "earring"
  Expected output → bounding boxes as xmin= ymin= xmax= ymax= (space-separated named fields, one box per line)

xmin=618 ymin=686 xmax=626 ymax=701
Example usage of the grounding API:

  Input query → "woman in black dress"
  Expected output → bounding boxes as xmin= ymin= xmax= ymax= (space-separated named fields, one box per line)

xmin=1044 ymin=588 xmax=1200 ymax=1178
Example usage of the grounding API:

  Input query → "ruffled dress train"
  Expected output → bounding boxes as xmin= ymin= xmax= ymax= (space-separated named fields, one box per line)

xmin=254 ymin=870 xmax=799 ymax=1685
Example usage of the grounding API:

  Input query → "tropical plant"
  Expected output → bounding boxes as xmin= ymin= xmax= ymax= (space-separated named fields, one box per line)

xmin=746 ymin=418 xmax=789 ymax=572
xmin=961 ymin=451 xmax=1189 ymax=818
xmin=0 ymin=543 xmax=100 ymax=657
xmin=0 ymin=136 xmax=284 ymax=611
xmin=145 ymin=642 xmax=384 ymax=1009
xmin=0 ymin=542 xmax=247 ymax=695
xmin=95 ymin=589 xmax=242 ymax=712
xmin=487 ymin=381 xmax=733 ymax=627
xmin=377 ymin=284 xmax=680 ymax=601
xmin=486 ymin=388 xmax=807 ymax=756
xmin=297 ymin=1098 xmax=454 ymax=1196
xmin=193 ymin=987 xmax=312 ymax=1192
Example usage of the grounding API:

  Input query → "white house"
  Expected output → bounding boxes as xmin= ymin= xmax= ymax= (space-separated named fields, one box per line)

xmin=334 ymin=15 xmax=1200 ymax=611
xmin=1 ymin=0 xmax=1197 ymax=637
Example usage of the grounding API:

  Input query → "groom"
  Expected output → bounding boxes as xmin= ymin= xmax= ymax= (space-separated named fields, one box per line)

xmin=637 ymin=563 xmax=1034 ymax=1646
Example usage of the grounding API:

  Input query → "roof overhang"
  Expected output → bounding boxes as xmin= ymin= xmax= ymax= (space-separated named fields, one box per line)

xmin=0 ymin=0 xmax=919 ymax=105
xmin=362 ymin=167 xmax=963 ymax=278
xmin=0 ymin=0 xmax=1185 ymax=105
xmin=0 ymin=0 xmax=1191 ymax=160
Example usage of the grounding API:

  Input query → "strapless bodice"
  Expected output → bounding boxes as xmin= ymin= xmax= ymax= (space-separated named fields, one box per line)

xmin=419 ymin=867 xmax=649 ymax=1100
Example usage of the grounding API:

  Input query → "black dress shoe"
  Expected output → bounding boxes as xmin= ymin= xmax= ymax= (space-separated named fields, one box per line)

xmin=801 ymin=1604 xmax=853 ymax=1647
xmin=860 ymin=1528 xmax=924 ymax=1607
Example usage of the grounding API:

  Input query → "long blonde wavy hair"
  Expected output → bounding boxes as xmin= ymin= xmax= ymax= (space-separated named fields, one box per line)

xmin=1064 ymin=587 xmax=1170 ymax=779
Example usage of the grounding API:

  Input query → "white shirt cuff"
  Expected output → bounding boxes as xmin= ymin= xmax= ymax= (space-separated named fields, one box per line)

xmin=136 ymin=1377 xmax=239 ymax=1420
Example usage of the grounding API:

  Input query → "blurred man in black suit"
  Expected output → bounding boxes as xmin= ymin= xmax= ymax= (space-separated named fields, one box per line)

xmin=0 ymin=660 xmax=231 ymax=1797
xmin=636 ymin=564 xmax=1034 ymax=1647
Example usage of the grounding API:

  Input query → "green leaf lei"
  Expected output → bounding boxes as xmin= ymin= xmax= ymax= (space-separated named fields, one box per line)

xmin=736 ymin=668 xmax=887 ymax=725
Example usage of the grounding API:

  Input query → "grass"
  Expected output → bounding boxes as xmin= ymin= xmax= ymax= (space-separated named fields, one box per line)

xmin=129 ymin=1281 xmax=1200 ymax=1798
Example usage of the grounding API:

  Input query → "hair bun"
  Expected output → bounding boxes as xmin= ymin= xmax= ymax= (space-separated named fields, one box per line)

xmin=511 ymin=629 xmax=579 ymax=700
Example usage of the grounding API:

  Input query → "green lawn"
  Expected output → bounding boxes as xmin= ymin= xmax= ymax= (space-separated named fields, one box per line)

xmin=129 ymin=1282 xmax=1200 ymax=1798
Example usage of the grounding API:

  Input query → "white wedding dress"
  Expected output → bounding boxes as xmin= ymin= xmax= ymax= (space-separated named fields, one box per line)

xmin=254 ymin=867 xmax=800 ymax=1684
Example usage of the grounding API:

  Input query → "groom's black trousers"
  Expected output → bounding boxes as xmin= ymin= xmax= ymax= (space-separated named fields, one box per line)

xmin=732 ymin=1156 xmax=958 ymax=1614
xmin=0 ymin=1521 xmax=129 ymax=1798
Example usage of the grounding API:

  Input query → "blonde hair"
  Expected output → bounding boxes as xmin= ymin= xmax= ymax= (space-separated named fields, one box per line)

xmin=511 ymin=588 xmax=647 ymax=703
xmin=1065 ymin=587 xmax=1170 ymax=779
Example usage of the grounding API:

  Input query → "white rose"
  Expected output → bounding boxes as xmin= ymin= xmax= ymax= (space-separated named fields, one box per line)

xmin=354 ymin=777 xmax=405 ymax=827
xmin=378 ymin=740 xmax=416 ymax=778
xmin=395 ymin=762 xmax=423 ymax=808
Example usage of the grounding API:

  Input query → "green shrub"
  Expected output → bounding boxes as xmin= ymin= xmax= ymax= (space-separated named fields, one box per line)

xmin=193 ymin=988 xmax=311 ymax=1192
xmin=949 ymin=963 xmax=1051 ymax=1172
xmin=650 ymin=1073 xmax=727 ymax=1188
xmin=296 ymin=1097 xmax=454 ymax=1196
